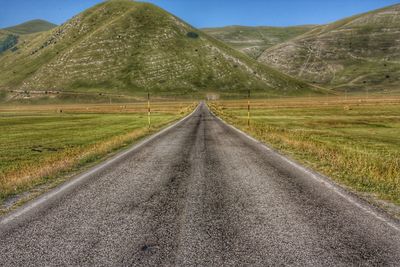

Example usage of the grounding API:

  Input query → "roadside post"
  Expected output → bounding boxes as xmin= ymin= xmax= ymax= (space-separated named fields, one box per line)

xmin=247 ymin=89 xmax=250 ymax=127
xmin=147 ymin=91 xmax=151 ymax=129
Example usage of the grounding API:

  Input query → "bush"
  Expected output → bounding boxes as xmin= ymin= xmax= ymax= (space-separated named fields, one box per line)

xmin=186 ymin=32 xmax=199 ymax=39
xmin=0 ymin=34 xmax=18 ymax=53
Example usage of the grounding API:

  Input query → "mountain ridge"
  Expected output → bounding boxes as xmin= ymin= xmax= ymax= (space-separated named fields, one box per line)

xmin=202 ymin=25 xmax=316 ymax=59
xmin=0 ymin=0 xmax=322 ymax=100
xmin=259 ymin=3 xmax=400 ymax=92
xmin=3 ymin=19 xmax=57 ymax=35
xmin=0 ymin=19 xmax=57 ymax=56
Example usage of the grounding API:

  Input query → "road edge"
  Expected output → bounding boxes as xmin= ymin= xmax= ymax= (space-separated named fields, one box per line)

xmin=206 ymin=103 xmax=400 ymax=233
xmin=0 ymin=103 xmax=201 ymax=226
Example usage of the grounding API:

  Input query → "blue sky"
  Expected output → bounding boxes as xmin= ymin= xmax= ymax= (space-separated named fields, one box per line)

xmin=0 ymin=0 xmax=399 ymax=28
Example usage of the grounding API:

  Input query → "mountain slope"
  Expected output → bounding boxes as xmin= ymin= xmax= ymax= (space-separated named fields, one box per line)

xmin=203 ymin=25 xmax=316 ymax=59
xmin=0 ymin=20 xmax=57 ymax=55
xmin=3 ymin=19 xmax=57 ymax=35
xmin=259 ymin=4 xmax=400 ymax=92
xmin=0 ymin=0 xmax=321 ymax=99
xmin=0 ymin=30 xmax=18 ymax=53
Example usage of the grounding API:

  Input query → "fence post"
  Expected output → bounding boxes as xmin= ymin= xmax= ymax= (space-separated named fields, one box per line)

xmin=247 ymin=89 xmax=250 ymax=127
xmin=147 ymin=91 xmax=151 ymax=129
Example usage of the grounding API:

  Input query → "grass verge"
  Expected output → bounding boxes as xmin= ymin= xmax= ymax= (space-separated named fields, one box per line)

xmin=0 ymin=101 xmax=196 ymax=212
xmin=209 ymin=96 xmax=400 ymax=208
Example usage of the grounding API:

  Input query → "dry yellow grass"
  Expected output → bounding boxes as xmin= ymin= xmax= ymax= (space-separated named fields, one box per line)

xmin=209 ymin=95 xmax=400 ymax=204
xmin=2 ymin=128 xmax=148 ymax=196
xmin=0 ymin=101 xmax=196 ymax=207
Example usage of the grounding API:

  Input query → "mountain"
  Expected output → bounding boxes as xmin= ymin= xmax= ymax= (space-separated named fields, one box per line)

xmin=0 ymin=20 xmax=57 ymax=55
xmin=259 ymin=4 xmax=400 ymax=92
xmin=3 ymin=19 xmax=57 ymax=35
xmin=0 ymin=0 xmax=321 ymax=99
xmin=203 ymin=25 xmax=316 ymax=59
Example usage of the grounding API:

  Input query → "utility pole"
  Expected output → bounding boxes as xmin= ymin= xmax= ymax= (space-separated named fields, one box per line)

xmin=247 ymin=89 xmax=251 ymax=127
xmin=147 ymin=91 xmax=151 ymax=129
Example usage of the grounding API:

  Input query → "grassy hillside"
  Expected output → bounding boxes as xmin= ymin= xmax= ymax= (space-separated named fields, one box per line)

xmin=203 ymin=25 xmax=316 ymax=59
xmin=0 ymin=0 xmax=321 ymax=100
xmin=259 ymin=4 xmax=400 ymax=92
xmin=0 ymin=20 xmax=56 ymax=55
xmin=0 ymin=30 xmax=18 ymax=53
xmin=3 ymin=19 xmax=57 ymax=35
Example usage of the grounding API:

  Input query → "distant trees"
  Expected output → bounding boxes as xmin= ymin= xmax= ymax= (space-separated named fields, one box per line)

xmin=0 ymin=34 xmax=18 ymax=53
xmin=186 ymin=32 xmax=199 ymax=39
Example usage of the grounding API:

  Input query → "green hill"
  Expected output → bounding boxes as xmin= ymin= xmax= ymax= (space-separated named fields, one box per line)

xmin=0 ymin=0 xmax=321 ymax=100
xmin=0 ymin=20 xmax=57 ymax=55
xmin=259 ymin=4 xmax=400 ymax=92
xmin=3 ymin=19 xmax=57 ymax=35
xmin=203 ymin=25 xmax=316 ymax=59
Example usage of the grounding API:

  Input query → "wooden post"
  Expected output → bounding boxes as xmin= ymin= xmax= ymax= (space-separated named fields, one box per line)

xmin=147 ymin=91 xmax=151 ymax=129
xmin=247 ymin=89 xmax=250 ymax=127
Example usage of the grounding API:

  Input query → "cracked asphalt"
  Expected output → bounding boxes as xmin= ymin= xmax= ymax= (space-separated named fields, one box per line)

xmin=0 ymin=102 xmax=399 ymax=266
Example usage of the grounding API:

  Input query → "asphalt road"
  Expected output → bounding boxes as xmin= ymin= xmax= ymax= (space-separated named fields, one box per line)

xmin=1 ymin=102 xmax=399 ymax=266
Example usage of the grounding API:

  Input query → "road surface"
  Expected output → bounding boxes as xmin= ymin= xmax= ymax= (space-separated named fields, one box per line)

xmin=1 ymin=103 xmax=399 ymax=266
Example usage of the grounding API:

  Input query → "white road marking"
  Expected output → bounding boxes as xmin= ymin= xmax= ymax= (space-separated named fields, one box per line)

xmin=211 ymin=109 xmax=400 ymax=233
xmin=0 ymin=104 xmax=201 ymax=226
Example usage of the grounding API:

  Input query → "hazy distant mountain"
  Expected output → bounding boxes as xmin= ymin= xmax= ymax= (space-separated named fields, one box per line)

xmin=3 ymin=19 xmax=57 ymax=35
xmin=203 ymin=25 xmax=316 ymax=59
xmin=0 ymin=19 xmax=57 ymax=55
xmin=0 ymin=0 xmax=320 ymax=99
xmin=259 ymin=4 xmax=400 ymax=92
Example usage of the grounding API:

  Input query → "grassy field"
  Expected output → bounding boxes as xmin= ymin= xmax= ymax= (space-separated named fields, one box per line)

xmin=209 ymin=95 xmax=400 ymax=206
xmin=0 ymin=101 xmax=196 ymax=211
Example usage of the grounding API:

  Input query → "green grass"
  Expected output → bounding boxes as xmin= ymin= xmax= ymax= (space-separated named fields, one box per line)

xmin=203 ymin=25 xmax=316 ymax=59
xmin=260 ymin=4 xmax=400 ymax=92
xmin=0 ymin=19 xmax=56 ymax=55
xmin=3 ymin=19 xmax=56 ymax=35
xmin=210 ymin=96 xmax=400 ymax=205
xmin=0 ymin=102 xmax=195 ymax=207
xmin=0 ymin=0 xmax=318 ymax=99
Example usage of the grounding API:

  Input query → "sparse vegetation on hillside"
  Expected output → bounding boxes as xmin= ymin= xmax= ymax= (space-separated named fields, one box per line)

xmin=0 ymin=20 xmax=56 ymax=55
xmin=259 ymin=4 xmax=400 ymax=92
xmin=0 ymin=0 xmax=320 ymax=100
xmin=203 ymin=25 xmax=316 ymax=59
xmin=3 ymin=19 xmax=57 ymax=35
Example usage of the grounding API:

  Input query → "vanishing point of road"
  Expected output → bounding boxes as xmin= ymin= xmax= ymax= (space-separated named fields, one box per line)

xmin=1 ymin=103 xmax=399 ymax=266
